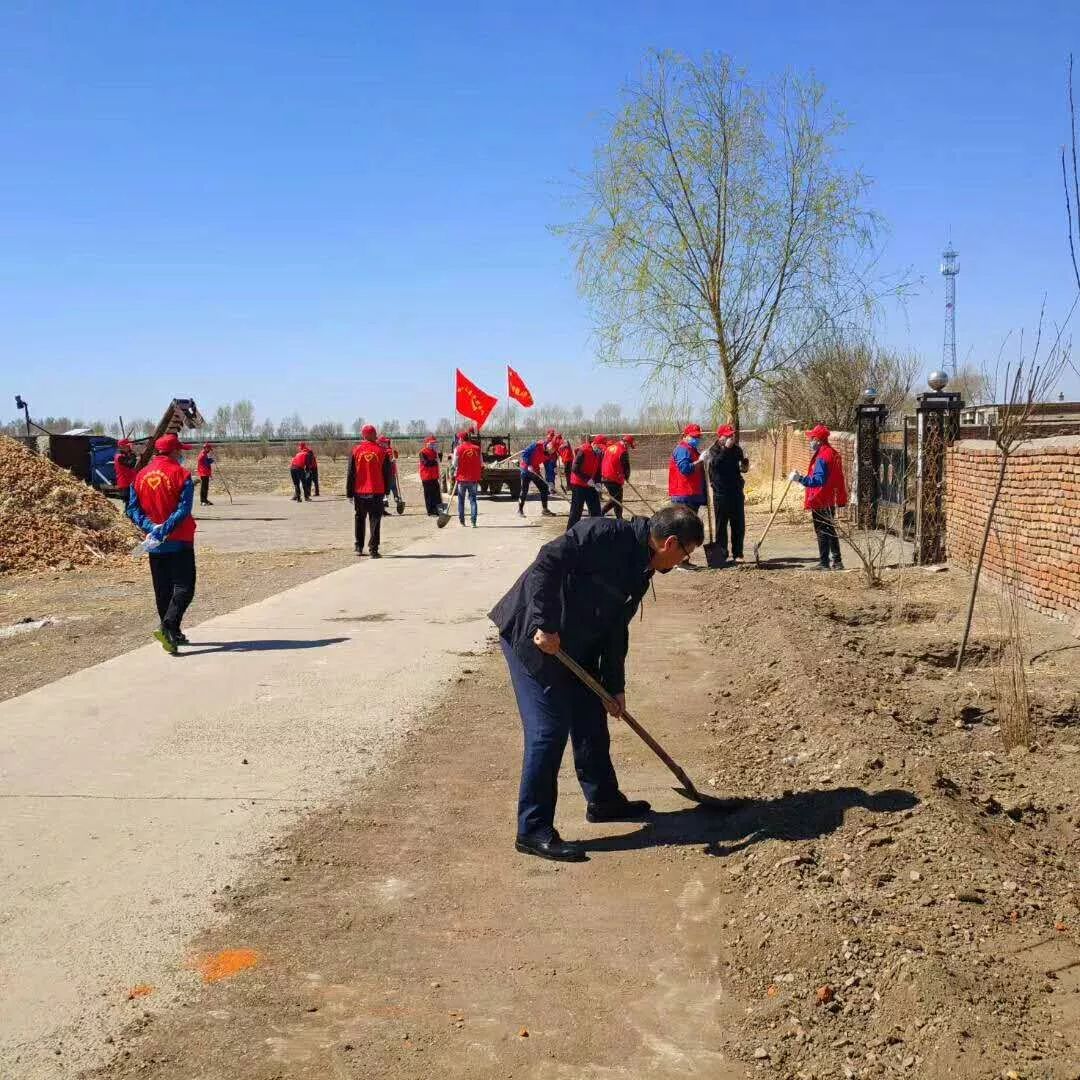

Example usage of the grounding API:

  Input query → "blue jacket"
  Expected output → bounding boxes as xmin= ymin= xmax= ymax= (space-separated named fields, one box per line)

xmin=126 ymin=477 xmax=195 ymax=554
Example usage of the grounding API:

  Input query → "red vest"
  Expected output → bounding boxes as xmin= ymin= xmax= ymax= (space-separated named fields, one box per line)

xmin=570 ymin=445 xmax=602 ymax=488
xmin=133 ymin=456 xmax=196 ymax=543
xmin=196 ymin=451 xmax=213 ymax=478
xmin=557 ymin=442 xmax=573 ymax=464
xmin=455 ymin=442 xmax=483 ymax=483
xmin=803 ymin=443 xmax=849 ymax=510
xmin=601 ymin=441 xmax=628 ymax=483
xmin=291 ymin=450 xmax=311 ymax=469
xmin=114 ymin=451 xmax=138 ymax=488
xmin=492 ymin=443 xmax=509 ymax=459
xmin=351 ymin=440 xmax=388 ymax=495
xmin=418 ymin=447 xmax=440 ymax=482
xmin=668 ymin=441 xmax=705 ymax=499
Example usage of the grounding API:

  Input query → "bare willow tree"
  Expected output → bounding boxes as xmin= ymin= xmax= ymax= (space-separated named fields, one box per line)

xmin=560 ymin=51 xmax=905 ymax=430
xmin=955 ymin=306 xmax=1073 ymax=671
xmin=1064 ymin=53 xmax=1080 ymax=292
xmin=764 ymin=338 xmax=917 ymax=430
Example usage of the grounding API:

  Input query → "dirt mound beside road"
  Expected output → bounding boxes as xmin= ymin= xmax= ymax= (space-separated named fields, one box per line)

xmin=0 ymin=436 xmax=139 ymax=574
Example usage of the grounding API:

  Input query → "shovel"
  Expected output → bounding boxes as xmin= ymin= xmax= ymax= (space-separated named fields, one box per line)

xmin=554 ymin=649 xmax=733 ymax=809
xmin=702 ymin=464 xmax=726 ymax=569
xmin=752 ymin=475 xmax=795 ymax=566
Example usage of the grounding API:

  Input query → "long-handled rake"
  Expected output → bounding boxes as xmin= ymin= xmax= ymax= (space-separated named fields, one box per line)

xmin=554 ymin=650 xmax=733 ymax=809
xmin=752 ymin=475 xmax=796 ymax=566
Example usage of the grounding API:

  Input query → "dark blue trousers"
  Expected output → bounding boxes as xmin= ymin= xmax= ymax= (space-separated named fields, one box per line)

xmin=500 ymin=640 xmax=621 ymax=840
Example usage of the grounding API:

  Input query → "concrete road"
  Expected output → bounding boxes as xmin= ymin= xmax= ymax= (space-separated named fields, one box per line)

xmin=0 ymin=500 xmax=549 ymax=1078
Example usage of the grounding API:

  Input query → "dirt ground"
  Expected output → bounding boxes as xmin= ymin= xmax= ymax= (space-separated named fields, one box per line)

xmin=73 ymin=509 xmax=1080 ymax=1080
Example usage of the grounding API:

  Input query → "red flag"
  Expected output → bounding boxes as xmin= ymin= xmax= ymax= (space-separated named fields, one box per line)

xmin=507 ymin=365 xmax=534 ymax=408
xmin=455 ymin=369 xmax=499 ymax=429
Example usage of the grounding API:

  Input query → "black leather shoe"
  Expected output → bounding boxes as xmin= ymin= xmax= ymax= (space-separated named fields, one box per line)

xmin=370 ymin=550 xmax=382 ymax=559
xmin=514 ymin=831 xmax=587 ymax=862
xmin=586 ymin=797 xmax=652 ymax=823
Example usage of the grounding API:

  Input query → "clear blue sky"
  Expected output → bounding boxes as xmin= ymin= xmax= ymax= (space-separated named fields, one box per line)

xmin=1 ymin=0 xmax=1078 ymax=429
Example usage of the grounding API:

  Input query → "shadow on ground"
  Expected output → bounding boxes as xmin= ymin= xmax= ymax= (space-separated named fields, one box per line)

xmin=582 ymin=786 xmax=919 ymax=857
xmin=182 ymin=637 xmax=349 ymax=653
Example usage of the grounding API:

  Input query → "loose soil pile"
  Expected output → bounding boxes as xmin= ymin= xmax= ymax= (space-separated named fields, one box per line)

xmin=694 ymin=565 xmax=1080 ymax=1077
xmin=0 ymin=435 xmax=139 ymax=574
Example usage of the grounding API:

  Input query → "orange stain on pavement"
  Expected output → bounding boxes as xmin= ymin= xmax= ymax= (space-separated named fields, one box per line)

xmin=126 ymin=984 xmax=154 ymax=1000
xmin=191 ymin=947 xmax=262 ymax=983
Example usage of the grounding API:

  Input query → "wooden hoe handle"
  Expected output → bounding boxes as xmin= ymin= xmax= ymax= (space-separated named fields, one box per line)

xmin=553 ymin=649 xmax=697 ymax=792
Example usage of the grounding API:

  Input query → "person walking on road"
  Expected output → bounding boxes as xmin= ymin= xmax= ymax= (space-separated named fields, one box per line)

xmin=196 ymin=442 xmax=216 ymax=506
xmin=566 ymin=434 xmax=606 ymax=529
xmin=113 ymin=437 xmax=138 ymax=504
xmin=518 ymin=438 xmax=555 ymax=517
xmin=453 ymin=430 xmax=483 ymax=527
xmin=290 ymin=442 xmax=315 ymax=502
xmin=347 ymin=425 xmax=393 ymax=557
xmin=706 ymin=425 xmax=749 ymax=563
xmin=600 ymin=434 xmax=634 ymax=518
xmin=490 ymin=505 xmax=705 ymax=862
xmin=668 ymin=424 xmax=709 ymax=514
xmin=126 ymin=433 xmax=197 ymax=655
xmin=791 ymin=424 xmax=848 ymax=571
xmin=418 ymin=435 xmax=444 ymax=516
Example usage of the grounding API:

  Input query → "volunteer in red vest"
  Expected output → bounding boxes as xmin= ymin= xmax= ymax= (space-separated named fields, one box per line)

xmin=290 ymin=442 xmax=315 ymax=502
xmin=307 ymin=445 xmax=320 ymax=497
xmin=346 ymin=425 xmax=393 ymax=557
xmin=126 ymin=433 xmax=197 ymax=655
xmin=453 ymin=430 xmax=484 ymax=527
xmin=378 ymin=436 xmax=404 ymax=513
xmin=567 ymin=434 xmax=606 ymax=530
xmin=600 ymin=434 xmax=634 ymax=518
xmin=196 ymin=442 xmax=215 ymax=506
xmin=113 ymin=438 xmax=138 ymax=503
xmin=791 ymin=424 xmax=848 ymax=571
xmin=543 ymin=429 xmax=559 ymax=488
xmin=518 ymin=438 xmax=555 ymax=517
xmin=489 ymin=438 xmax=510 ymax=461
xmin=668 ymin=424 xmax=710 ymax=513
xmin=418 ymin=435 xmax=444 ymax=516
xmin=556 ymin=433 xmax=574 ymax=491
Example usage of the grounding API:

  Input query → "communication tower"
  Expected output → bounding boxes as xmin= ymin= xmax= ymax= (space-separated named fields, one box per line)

xmin=940 ymin=243 xmax=959 ymax=373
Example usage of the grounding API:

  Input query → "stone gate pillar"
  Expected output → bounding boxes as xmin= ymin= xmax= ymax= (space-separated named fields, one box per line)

xmin=855 ymin=394 xmax=889 ymax=529
xmin=914 ymin=375 xmax=964 ymax=564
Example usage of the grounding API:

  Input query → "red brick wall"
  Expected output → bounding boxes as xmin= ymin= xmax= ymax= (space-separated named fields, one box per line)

xmin=945 ymin=437 xmax=1080 ymax=629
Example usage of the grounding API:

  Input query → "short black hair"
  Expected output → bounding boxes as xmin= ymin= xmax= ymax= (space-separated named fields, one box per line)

xmin=649 ymin=504 xmax=705 ymax=547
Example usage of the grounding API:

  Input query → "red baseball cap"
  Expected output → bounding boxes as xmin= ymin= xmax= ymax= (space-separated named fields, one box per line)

xmin=592 ymin=433 xmax=609 ymax=446
xmin=716 ymin=424 xmax=735 ymax=439
xmin=683 ymin=424 xmax=702 ymax=438
xmin=621 ymin=434 xmax=635 ymax=447
xmin=361 ymin=425 xmax=377 ymax=440
xmin=117 ymin=438 xmax=133 ymax=449
xmin=155 ymin=434 xmax=191 ymax=454
xmin=807 ymin=424 xmax=831 ymax=441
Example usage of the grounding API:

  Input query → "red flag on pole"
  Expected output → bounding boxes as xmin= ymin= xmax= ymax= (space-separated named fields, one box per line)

xmin=455 ymin=369 xmax=499 ymax=429
xmin=507 ymin=365 xmax=534 ymax=408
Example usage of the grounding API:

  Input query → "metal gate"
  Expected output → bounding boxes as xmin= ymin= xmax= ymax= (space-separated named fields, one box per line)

xmin=878 ymin=415 xmax=915 ymax=539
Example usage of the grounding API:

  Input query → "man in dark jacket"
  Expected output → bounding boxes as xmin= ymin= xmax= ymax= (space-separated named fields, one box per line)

xmin=490 ymin=505 xmax=705 ymax=862
xmin=706 ymin=424 xmax=750 ymax=564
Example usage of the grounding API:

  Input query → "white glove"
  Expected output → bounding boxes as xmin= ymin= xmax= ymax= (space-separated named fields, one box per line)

xmin=699 ymin=448 xmax=712 ymax=465
xmin=789 ymin=470 xmax=801 ymax=483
